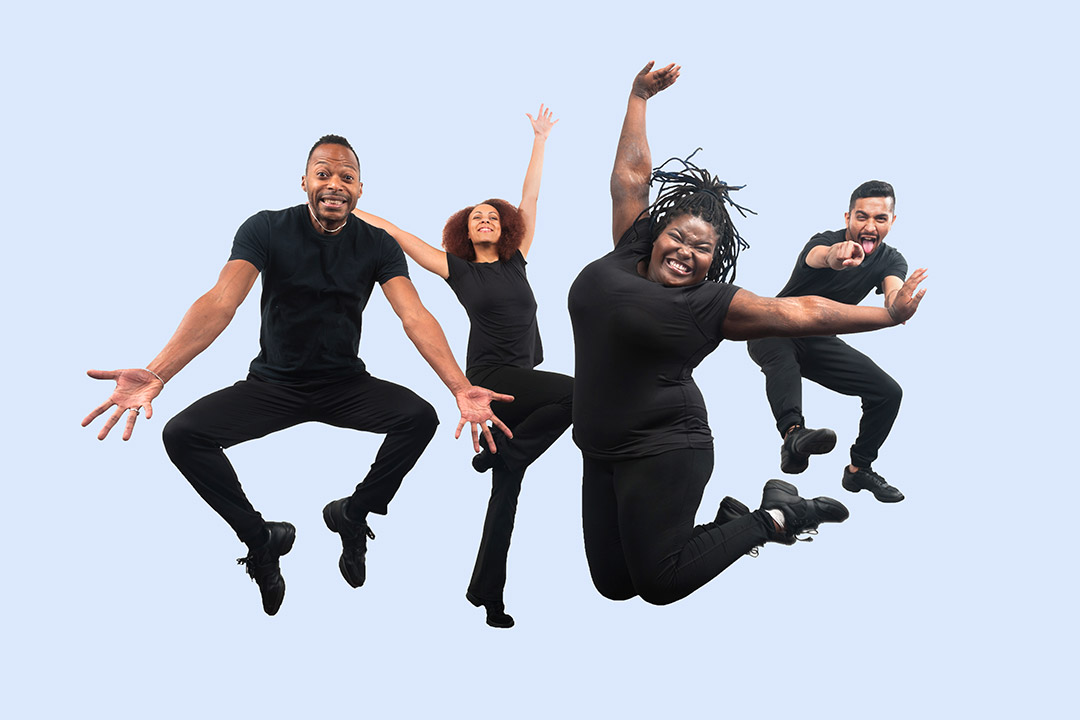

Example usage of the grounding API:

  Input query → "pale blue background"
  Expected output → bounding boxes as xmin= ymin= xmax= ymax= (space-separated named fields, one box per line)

xmin=3 ymin=1 xmax=1074 ymax=718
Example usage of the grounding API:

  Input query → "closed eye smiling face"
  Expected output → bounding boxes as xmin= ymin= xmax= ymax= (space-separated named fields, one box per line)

xmin=468 ymin=203 xmax=502 ymax=245
xmin=645 ymin=214 xmax=718 ymax=287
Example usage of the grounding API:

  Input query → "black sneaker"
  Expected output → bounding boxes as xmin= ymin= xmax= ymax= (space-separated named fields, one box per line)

xmin=471 ymin=429 xmax=508 ymax=473
xmin=843 ymin=466 xmax=905 ymax=503
xmin=714 ymin=496 xmax=760 ymax=558
xmin=780 ymin=426 xmax=838 ymax=475
xmin=715 ymin=496 xmax=750 ymax=524
xmin=466 ymin=591 xmax=515 ymax=629
xmin=760 ymin=479 xmax=849 ymax=543
xmin=323 ymin=498 xmax=375 ymax=588
xmin=236 ymin=521 xmax=296 ymax=616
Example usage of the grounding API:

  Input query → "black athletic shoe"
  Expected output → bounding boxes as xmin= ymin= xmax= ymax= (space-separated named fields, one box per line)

xmin=715 ymin=496 xmax=750 ymax=524
xmin=236 ymin=521 xmax=296 ymax=616
xmin=780 ymin=426 xmax=838 ymax=475
xmin=842 ymin=466 xmax=905 ymax=503
xmin=715 ymin=496 xmax=761 ymax=558
xmin=323 ymin=498 xmax=375 ymax=588
xmin=760 ymin=479 xmax=849 ymax=544
xmin=466 ymin=591 xmax=515 ymax=629
xmin=471 ymin=429 xmax=508 ymax=474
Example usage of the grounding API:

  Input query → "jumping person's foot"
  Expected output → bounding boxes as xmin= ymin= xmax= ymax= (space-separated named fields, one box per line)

xmin=323 ymin=498 xmax=375 ymax=588
xmin=466 ymin=591 xmax=515 ymax=629
xmin=715 ymin=496 xmax=762 ymax=558
xmin=842 ymin=466 xmax=904 ymax=503
xmin=236 ymin=521 xmax=296 ymax=616
xmin=471 ymin=429 xmax=508 ymax=473
xmin=715 ymin=496 xmax=750 ymax=524
xmin=780 ymin=425 xmax=838 ymax=474
xmin=760 ymin=479 xmax=849 ymax=544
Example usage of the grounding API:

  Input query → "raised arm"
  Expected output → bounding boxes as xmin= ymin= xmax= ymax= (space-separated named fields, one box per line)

xmin=353 ymin=209 xmax=449 ymax=279
xmin=82 ymin=259 xmax=260 ymax=440
xmin=723 ymin=268 xmax=928 ymax=341
xmin=518 ymin=104 xmax=558 ymax=259
xmin=610 ymin=61 xmax=681 ymax=244
xmin=380 ymin=276 xmax=513 ymax=452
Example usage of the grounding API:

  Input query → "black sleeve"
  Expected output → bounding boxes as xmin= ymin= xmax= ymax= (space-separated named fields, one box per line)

xmin=229 ymin=211 xmax=271 ymax=271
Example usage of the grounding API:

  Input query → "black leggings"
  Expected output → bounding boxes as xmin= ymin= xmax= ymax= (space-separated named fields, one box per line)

xmin=747 ymin=336 xmax=902 ymax=468
xmin=465 ymin=365 xmax=573 ymax=603
xmin=162 ymin=373 xmax=438 ymax=545
xmin=582 ymin=448 xmax=772 ymax=605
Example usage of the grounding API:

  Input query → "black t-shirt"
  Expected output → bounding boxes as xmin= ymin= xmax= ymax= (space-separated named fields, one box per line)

xmin=567 ymin=218 xmax=741 ymax=460
xmin=444 ymin=250 xmax=543 ymax=373
xmin=776 ymin=229 xmax=908 ymax=304
xmin=229 ymin=205 xmax=409 ymax=383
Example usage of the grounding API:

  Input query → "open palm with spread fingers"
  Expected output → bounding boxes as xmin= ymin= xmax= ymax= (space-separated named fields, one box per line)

xmin=82 ymin=368 xmax=165 ymax=441
xmin=527 ymin=104 xmax=559 ymax=140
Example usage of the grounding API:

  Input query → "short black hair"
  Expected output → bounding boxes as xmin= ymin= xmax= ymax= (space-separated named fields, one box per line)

xmin=849 ymin=180 xmax=895 ymax=213
xmin=307 ymin=134 xmax=360 ymax=176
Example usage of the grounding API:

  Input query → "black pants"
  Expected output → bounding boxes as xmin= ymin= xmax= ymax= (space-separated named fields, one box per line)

xmin=747 ymin=336 xmax=902 ymax=469
xmin=465 ymin=365 xmax=573 ymax=603
xmin=162 ymin=373 xmax=438 ymax=546
xmin=582 ymin=448 xmax=772 ymax=605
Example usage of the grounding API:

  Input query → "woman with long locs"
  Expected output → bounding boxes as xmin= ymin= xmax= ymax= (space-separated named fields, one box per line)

xmin=354 ymin=106 xmax=572 ymax=628
xmin=567 ymin=63 xmax=927 ymax=605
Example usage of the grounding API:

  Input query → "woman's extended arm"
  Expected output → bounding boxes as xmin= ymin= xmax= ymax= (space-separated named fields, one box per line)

xmin=518 ymin=104 xmax=558 ymax=259
xmin=722 ymin=269 xmax=928 ymax=340
xmin=610 ymin=61 xmax=680 ymax=245
xmin=353 ymin=209 xmax=449 ymax=279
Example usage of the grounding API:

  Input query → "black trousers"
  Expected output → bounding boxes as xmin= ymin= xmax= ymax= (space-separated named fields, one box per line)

xmin=582 ymin=448 xmax=772 ymax=605
xmin=162 ymin=373 xmax=438 ymax=546
xmin=464 ymin=365 xmax=573 ymax=603
xmin=747 ymin=336 xmax=902 ymax=469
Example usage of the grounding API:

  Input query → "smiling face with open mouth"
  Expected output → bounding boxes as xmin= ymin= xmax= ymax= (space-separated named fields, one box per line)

xmin=301 ymin=143 xmax=362 ymax=233
xmin=643 ymin=214 xmax=719 ymax=287
xmin=844 ymin=196 xmax=895 ymax=256
xmin=467 ymin=203 xmax=502 ymax=248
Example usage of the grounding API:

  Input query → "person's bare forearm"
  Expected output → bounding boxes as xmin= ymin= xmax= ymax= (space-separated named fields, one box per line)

xmin=147 ymin=293 xmax=237 ymax=382
xmin=772 ymin=296 xmax=897 ymax=337
xmin=401 ymin=309 xmax=470 ymax=395
xmin=612 ymin=95 xmax=652 ymax=191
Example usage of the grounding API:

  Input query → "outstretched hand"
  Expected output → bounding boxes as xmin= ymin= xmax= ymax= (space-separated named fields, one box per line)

xmin=887 ymin=268 xmax=928 ymax=324
xmin=632 ymin=61 xmax=681 ymax=100
xmin=453 ymin=385 xmax=515 ymax=453
xmin=82 ymin=368 xmax=165 ymax=441
xmin=527 ymin=104 xmax=559 ymax=140
xmin=827 ymin=240 xmax=865 ymax=270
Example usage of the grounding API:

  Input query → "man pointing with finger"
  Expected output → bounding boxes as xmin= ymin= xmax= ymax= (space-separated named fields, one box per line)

xmin=747 ymin=180 xmax=917 ymax=503
xmin=82 ymin=135 xmax=513 ymax=616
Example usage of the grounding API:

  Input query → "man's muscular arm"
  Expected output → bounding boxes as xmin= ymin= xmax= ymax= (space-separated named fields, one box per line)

xmin=82 ymin=259 xmax=259 ymax=441
xmin=380 ymin=276 xmax=513 ymax=452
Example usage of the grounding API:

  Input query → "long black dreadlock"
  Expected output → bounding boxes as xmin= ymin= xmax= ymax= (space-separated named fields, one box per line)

xmin=634 ymin=149 xmax=754 ymax=284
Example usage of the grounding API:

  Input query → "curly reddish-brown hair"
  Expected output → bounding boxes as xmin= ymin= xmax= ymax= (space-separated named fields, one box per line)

xmin=442 ymin=198 xmax=525 ymax=262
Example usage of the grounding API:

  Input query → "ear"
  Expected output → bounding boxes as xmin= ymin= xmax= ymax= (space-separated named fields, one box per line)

xmin=301 ymin=174 xmax=308 ymax=193
xmin=844 ymin=210 xmax=850 ymax=225
xmin=356 ymin=181 xmax=364 ymax=200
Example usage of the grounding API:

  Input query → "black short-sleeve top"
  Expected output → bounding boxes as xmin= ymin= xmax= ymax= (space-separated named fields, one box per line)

xmin=567 ymin=218 xmax=741 ymax=460
xmin=229 ymin=205 xmax=409 ymax=383
xmin=444 ymin=250 xmax=543 ymax=373
xmin=776 ymin=229 xmax=908 ymax=304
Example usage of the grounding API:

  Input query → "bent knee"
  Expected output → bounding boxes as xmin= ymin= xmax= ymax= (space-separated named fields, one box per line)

xmin=161 ymin=414 xmax=197 ymax=452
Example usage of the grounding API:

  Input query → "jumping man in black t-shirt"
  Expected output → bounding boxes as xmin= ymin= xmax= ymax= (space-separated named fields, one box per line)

xmin=352 ymin=106 xmax=572 ymax=629
xmin=566 ymin=62 xmax=927 ymax=606
xmin=82 ymin=136 xmax=512 ymax=616
xmin=747 ymin=181 xmax=914 ymax=502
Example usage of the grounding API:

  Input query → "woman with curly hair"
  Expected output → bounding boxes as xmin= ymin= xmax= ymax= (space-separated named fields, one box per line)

xmin=567 ymin=63 xmax=928 ymax=605
xmin=353 ymin=106 xmax=571 ymax=628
